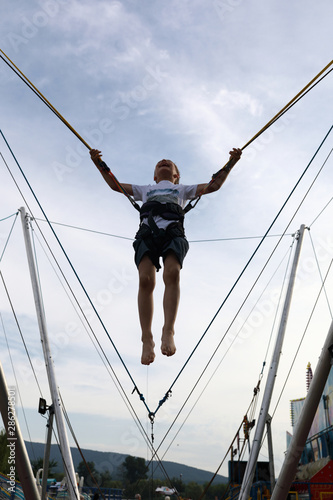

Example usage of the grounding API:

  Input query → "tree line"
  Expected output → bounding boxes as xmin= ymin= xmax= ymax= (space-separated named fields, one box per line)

xmin=0 ymin=431 xmax=227 ymax=500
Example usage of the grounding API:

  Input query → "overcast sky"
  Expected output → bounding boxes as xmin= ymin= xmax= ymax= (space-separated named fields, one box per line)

xmin=1 ymin=0 xmax=333 ymax=481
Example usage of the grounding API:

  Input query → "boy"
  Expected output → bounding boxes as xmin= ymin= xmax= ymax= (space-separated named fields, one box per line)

xmin=90 ymin=148 xmax=242 ymax=365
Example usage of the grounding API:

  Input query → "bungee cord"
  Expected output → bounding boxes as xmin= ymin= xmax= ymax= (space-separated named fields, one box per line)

xmin=241 ymin=61 xmax=333 ymax=151
xmin=152 ymin=125 xmax=333 ymax=418
xmin=0 ymin=129 xmax=151 ymax=414
xmin=1 ymin=48 xmax=333 ymax=483
xmin=148 ymin=132 xmax=333 ymax=464
xmin=0 ymin=214 xmax=176 ymax=496
xmin=0 ymin=48 xmax=139 ymax=211
xmin=0 ymin=199 xmax=175 ymax=492
xmin=28 ymin=222 xmax=172 ymax=469
xmin=137 ymin=131 xmax=333 ymax=469
xmin=1 ymin=48 xmax=332 ymax=211
xmin=148 ymin=241 xmax=292 ymax=470
xmin=0 ymin=49 xmax=91 ymax=149
xmin=1 ymin=131 xmax=190 ymax=486
xmin=184 ymin=60 xmax=333 ymax=209
xmin=149 ymin=233 xmax=299 ymax=463
xmin=0 ymin=161 xmax=296 ymax=492
xmin=200 ymin=147 xmax=333 ymax=498
xmin=0 ymin=98 xmax=332 ymax=425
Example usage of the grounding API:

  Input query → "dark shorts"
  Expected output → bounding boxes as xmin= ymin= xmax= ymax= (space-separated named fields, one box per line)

xmin=133 ymin=230 xmax=189 ymax=271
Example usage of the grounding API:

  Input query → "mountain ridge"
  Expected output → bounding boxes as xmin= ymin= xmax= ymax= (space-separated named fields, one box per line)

xmin=26 ymin=441 xmax=228 ymax=485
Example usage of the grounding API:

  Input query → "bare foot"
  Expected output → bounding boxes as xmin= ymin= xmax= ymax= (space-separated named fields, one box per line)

xmin=141 ymin=336 xmax=155 ymax=365
xmin=161 ymin=328 xmax=176 ymax=357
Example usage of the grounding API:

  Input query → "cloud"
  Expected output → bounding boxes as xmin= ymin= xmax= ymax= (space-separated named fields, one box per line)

xmin=1 ymin=0 xmax=333 ymax=480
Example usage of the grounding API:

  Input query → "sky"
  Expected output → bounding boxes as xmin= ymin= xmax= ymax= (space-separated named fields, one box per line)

xmin=0 ymin=0 xmax=333 ymax=483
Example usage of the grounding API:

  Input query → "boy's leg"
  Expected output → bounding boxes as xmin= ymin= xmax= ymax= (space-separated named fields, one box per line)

xmin=161 ymin=252 xmax=181 ymax=357
xmin=138 ymin=255 xmax=156 ymax=365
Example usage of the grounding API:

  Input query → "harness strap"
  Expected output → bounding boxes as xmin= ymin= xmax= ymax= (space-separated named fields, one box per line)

xmin=140 ymin=201 xmax=185 ymax=222
xmin=139 ymin=200 xmax=185 ymax=237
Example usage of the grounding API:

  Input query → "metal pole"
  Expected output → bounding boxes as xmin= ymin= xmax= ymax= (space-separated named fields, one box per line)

xmin=271 ymin=318 xmax=333 ymax=500
xmin=20 ymin=207 xmax=80 ymax=500
xmin=266 ymin=415 xmax=275 ymax=491
xmin=238 ymin=225 xmax=306 ymax=500
xmin=0 ymin=361 xmax=40 ymax=500
xmin=41 ymin=406 xmax=54 ymax=500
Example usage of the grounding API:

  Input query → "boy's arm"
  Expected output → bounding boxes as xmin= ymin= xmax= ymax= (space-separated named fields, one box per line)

xmin=90 ymin=149 xmax=133 ymax=195
xmin=195 ymin=147 xmax=242 ymax=196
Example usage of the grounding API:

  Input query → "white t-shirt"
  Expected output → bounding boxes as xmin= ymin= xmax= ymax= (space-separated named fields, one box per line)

xmin=132 ymin=180 xmax=198 ymax=230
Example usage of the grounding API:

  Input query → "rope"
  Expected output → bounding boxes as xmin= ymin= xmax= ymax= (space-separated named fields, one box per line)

xmin=0 ymin=271 xmax=44 ymax=397
xmin=309 ymin=148 xmax=333 ymax=227
xmin=34 ymin=217 xmax=292 ymax=243
xmin=0 ymin=128 xmax=151 ymax=414
xmin=0 ymin=213 xmax=18 ymax=223
xmin=199 ymin=145 xmax=333 ymax=499
xmin=308 ymin=232 xmax=333 ymax=319
xmin=0 ymin=48 xmax=139 ymax=211
xmin=59 ymin=393 xmax=107 ymax=500
xmin=241 ymin=61 xmax=333 ymax=150
xmin=30 ymin=226 xmax=146 ymax=424
xmin=0 ymin=312 xmax=38 ymax=461
xmin=0 ymin=49 xmax=90 ymax=149
xmin=185 ymin=60 xmax=333 ymax=209
xmin=150 ymin=237 xmax=296 ymax=460
xmin=270 ymin=256 xmax=333 ymax=421
xmin=2 ymin=47 xmax=333 ymax=430
xmin=2 ymin=48 xmax=331 ymax=213
xmin=262 ymin=241 xmax=295 ymax=363
xmin=1 ymin=131 xmax=192 ymax=486
xmin=152 ymin=124 xmax=333 ymax=417
xmin=0 ymin=212 xmax=44 ymax=396
xmin=0 ymin=211 xmax=19 ymax=262
xmin=196 ymin=379 xmax=262 ymax=500
xmin=2 ymin=123 xmax=331 ymax=428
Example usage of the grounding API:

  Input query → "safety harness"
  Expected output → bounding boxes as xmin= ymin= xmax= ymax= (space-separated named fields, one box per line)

xmin=98 ymin=158 xmax=234 ymax=271
xmin=139 ymin=200 xmax=185 ymax=234
xmin=135 ymin=201 xmax=186 ymax=270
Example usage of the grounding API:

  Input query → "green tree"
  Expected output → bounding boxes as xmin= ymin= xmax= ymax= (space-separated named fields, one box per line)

xmin=185 ymin=481 xmax=204 ymax=500
xmin=170 ymin=476 xmax=184 ymax=495
xmin=204 ymin=481 xmax=228 ymax=500
xmin=31 ymin=456 xmax=58 ymax=476
xmin=0 ymin=428 xmax=10 ymax=474
xmin=99 ymin=469 xmax=123 ymax=488
xmin=138 ymin=477 xmax=164 ymax=500
xmin=77 ymin=460 xmax=101 ymax=486
xmin=121 ymin=456 xmax=149 ymax=484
